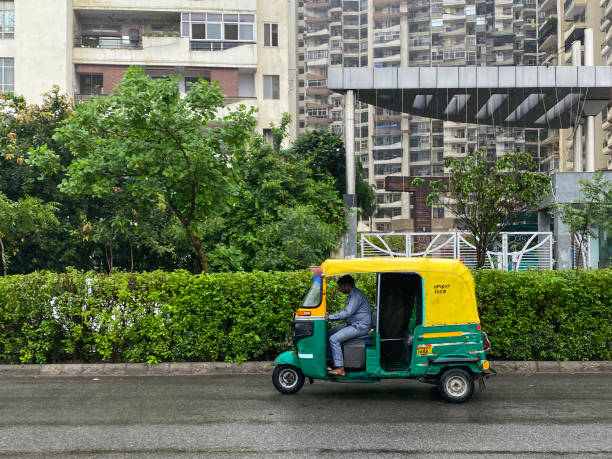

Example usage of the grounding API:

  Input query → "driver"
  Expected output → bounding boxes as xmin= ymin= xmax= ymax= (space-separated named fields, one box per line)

xmin=326 ymin=275 xmax=371 ymax=377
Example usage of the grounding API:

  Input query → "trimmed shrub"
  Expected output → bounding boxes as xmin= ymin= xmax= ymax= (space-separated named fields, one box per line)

xmin=0 ymin=269 xmax=610 ymax=363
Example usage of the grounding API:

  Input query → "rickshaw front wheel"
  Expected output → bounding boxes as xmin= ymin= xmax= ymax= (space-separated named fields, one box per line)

xmin=438 ymin=368 xmax=474 ymax=403
xmin=272 ymin=365 xmax=305 ymax=395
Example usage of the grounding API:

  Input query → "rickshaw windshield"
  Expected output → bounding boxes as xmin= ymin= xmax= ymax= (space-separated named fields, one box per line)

xmin=302 ymin=276 xmax=322 ymax=308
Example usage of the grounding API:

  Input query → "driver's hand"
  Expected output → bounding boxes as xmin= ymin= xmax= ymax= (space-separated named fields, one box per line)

xmin=325 ymin=312 xmax=329 ymax=320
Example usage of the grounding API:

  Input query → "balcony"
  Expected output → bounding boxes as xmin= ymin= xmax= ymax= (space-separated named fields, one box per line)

xmin=75 ymin=35 xmax=142 ymax=49
xmin=305 ymin=1 xmax=331 ymax=9
xmin=307 ymin=116 xmax=333 ymax=125
xmin=538 ymin=16 xmax=557 ymax=51
xmin=563 ymin=22 xmax=585 ymax=52
xmin=74 ymin=36 xmax=258 ymax=68
xmin=564 ymin=0 xmax=586 ymax=22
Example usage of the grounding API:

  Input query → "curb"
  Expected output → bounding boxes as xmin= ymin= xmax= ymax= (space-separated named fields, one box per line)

xmin=0 ymin=361 xmax=611 ymax=377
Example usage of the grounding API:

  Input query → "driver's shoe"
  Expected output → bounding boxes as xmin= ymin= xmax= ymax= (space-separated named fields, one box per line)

xmin=327 ymin=366 xmax=346 ymax=377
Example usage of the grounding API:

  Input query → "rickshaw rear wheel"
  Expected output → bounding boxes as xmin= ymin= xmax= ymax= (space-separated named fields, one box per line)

xmin=438 ymin=368 xmax=474 ymax=403
xmin=272 ymin=365 xmax=305 ymax=395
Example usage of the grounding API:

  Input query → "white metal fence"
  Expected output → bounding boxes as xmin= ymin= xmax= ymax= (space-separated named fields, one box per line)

xmin=360 ymin=232 xmax=554 ymax=270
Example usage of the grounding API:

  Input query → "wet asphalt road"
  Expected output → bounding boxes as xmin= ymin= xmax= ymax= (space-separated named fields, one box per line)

xmin=0 ymin=373 xmax=611 ymax=458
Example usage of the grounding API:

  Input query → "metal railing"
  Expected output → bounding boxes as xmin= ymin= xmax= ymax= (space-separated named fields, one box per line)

xmin=74 ymin=36 xmax=142 ymax=49
xmin=360 ymin=232 xmax=555 ymax=270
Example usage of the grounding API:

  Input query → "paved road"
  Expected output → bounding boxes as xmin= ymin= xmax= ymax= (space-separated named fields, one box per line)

xmin=0 ymin=373 xmax=611 ymax=458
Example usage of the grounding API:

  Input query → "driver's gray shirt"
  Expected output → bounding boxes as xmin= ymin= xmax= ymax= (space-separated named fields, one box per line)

xmin=329 ymin=287 xmax=371 ymax=330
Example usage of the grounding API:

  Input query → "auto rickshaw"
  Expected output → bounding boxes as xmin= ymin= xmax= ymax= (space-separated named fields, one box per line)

xmin=272 ymin=257 xmax=495 ymax=403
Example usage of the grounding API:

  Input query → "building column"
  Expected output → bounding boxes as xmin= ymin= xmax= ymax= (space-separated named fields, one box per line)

xmin=538 ymin=209 xmax=552 ymax=269
xmin=584 ymin=28 xmax=596 ymax=172
xmin=554 ymin=213 xmax=572 ymax=270
xmin=572 ymin=40 xmax=583 ymax=172
xmin=573 ymin=124 xmax=583 ymax=171
xmin=343 ymin=89 xmax=357 ymax=258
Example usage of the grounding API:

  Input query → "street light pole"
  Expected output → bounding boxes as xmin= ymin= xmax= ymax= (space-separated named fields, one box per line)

xmin=343 ymin=89 xmax=357 ymax=258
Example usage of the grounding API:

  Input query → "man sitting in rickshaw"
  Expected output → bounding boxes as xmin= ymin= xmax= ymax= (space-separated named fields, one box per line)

xmin=326 ymin=275 xmax=372 ymax=376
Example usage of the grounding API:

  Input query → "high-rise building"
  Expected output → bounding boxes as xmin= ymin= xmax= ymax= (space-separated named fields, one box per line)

xmin=600 ymin=0 xmax=612 ymax=170
xmin=298 ymin=0 xmax=610 ymax=233
xmin=537 ymin=0 xmax=609 ymax=173
xmin=298 ymin=0 xmax=545 ymax=232
xmin=0 ymin=0 xmax=297 ymax=140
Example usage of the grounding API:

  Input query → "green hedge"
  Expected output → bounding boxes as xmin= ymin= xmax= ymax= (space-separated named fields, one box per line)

xmin=0 ymin=269 xmax=610 ymax=364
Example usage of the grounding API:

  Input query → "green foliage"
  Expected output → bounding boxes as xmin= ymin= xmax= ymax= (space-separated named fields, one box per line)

xmin=48 ymin=67 xmax=257 ymax=272
xmin=0 ymin=88 xmax=93 ymax=273
xmin=423 ymin=150 xmax=551 ymax=267
xmin=213 ymin=118 xmax=346 ymax=271
xmin=0 ymin=269 xmax=609 ymax=364
xmin=475 ymin=269 xmax=612 ymax=361
xmin=0 ymin=194 xmax=59 ymax=276
xmin=557 ymin=171 xmax=612 ymax=269
xmin=291 ymin=130 xmax=376 ymax=219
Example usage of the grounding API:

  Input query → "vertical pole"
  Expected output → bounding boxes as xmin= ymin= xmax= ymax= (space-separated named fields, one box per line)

xmin=360 ymin=234 xmax=364 ymax=258
xmin=502 ymin=233 xmax=509 ymax=271
xmin=584 ymin=28 xmax=596 ymax=172
xmin=343 ymin=89 xmax=357 ymax=258
xmin=572 ymin=39 xmax=583 ymax=172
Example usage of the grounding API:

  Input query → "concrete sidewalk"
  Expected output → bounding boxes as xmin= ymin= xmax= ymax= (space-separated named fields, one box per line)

xmin=0 ymin=360 xmax=611 ymax=377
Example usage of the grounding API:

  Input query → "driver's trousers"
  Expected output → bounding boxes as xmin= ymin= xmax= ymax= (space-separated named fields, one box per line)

xmin=327 ymin=323 xmax=369 ymax=368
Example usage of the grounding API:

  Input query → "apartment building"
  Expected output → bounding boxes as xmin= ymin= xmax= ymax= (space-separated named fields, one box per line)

xmin=600 ymin=0 xmax=612 ymax=169
xmin=298 ymin=0 xmax=543 ymax=233
xmin=537 ymin=0 xmax=609 ymax=172
xmin=0 ymin=0 xmax=297 ymax=139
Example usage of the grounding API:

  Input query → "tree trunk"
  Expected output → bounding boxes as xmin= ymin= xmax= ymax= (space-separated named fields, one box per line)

xmin=475 ymin=235 xmax=487 ymax=269
xmin=185 ymin=228 xmax=209 ymax=273
xmin=105 ymin=243 xmax=113 ymax=272
xmin=129 ymin=241 xmax=134 ymax=273
xmin=0 ymin=237 xmax=6 ymax=277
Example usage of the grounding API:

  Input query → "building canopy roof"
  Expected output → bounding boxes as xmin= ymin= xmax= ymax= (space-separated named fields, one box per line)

xmin=328 ymin=66 xmax=612 ymax=129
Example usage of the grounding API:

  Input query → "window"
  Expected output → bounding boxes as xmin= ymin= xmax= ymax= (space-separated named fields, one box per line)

xmin=185 ymin=74 xmax=211 ymax=91
xmin=433 ymin=207 xmax=445 ymax=219
xmin=264 ymin=23 xmax=278 ymax=46
xmin=263 ymin=128 xmax=274 ymax=144
xmin=78 ymin=73 xmax=103 ymax=95
xmin=0 ymin=1 xmax=14 ymax=39
xmin=192 ymin=23 xmax=206 ymax=39
xmin=183 ymin=12 xmax=254 ymax=41
xmin=0 ymin=57 xmax=13 ymax=93
xmin=263 ymin=75 xmax=279 ymax=99
xmin=224 ymin=23 xmax=238 ymax=40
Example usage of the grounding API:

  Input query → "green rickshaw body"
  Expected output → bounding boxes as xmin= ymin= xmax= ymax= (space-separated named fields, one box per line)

xmin=273 ymin=258 xmax=494 ymax=402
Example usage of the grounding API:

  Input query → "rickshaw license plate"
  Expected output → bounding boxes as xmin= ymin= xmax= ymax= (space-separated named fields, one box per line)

xmin=417 ymin=344 xmax=433 ymax=356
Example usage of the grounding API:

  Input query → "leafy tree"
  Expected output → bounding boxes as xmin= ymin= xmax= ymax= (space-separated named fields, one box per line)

xmin=39 ymin=67 xmax=256 ymax=273
xmin=558 ymin=171 xmax=612 ymax=270
xmin=0 ymin=194 xmax=58 ymax=276
xmin=291 ymin=130 xmax=376 ymax=219
xmin=213 ymin=116 xmax=346 ymax=271
xmin=0 ymin=88 xmax=92 ymax=272
xmin=419 ymin=150 xmax=551 ymax=268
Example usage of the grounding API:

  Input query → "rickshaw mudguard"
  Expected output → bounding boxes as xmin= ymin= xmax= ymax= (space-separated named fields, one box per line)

xmin=274 ymin=351 xmax=301 ymax=368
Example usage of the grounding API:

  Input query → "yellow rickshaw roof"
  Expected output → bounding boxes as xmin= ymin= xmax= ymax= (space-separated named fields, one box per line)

xmin=320 ymin=257 xmax=479 ymax=326
xmin=320 ymin=257 xmax=469 ymax=277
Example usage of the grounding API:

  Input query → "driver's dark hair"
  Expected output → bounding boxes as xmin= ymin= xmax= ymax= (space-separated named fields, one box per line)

xmin=337 ymin=275 xmax=355 ymax=287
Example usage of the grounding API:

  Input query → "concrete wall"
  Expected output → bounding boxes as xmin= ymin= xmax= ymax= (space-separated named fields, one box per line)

xmin=254 ymin=0 xmax=296 ymax=142
xmin=15 ymin=0 xmax=73 ymax=102
xmin=73 ymin=0 xmax=256 ymax=13
xmin=73 ymin=38 xmax=258 ymax=69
